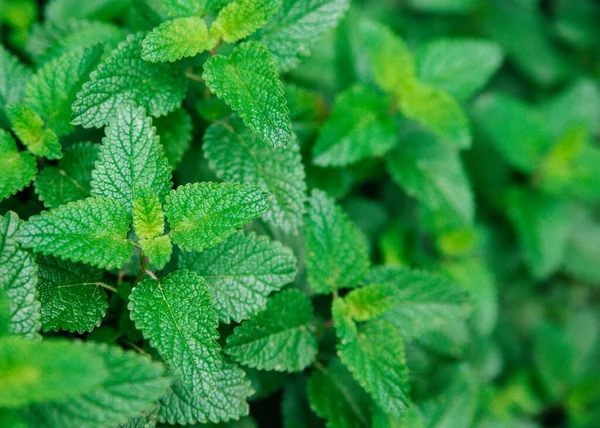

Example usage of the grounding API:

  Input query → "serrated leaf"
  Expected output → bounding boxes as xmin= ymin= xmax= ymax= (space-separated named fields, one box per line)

xmin=0 ymin=336 xmax=107 ymax=407
xmin=36 ymin=255 xmax=107 ymax=334
xmin=563 ymin=207 xmax=600 ymax=285
xmin=133 ymin=186 xmax=165 ymax=240
xmin=129 ymin=270 xmax=220 ymax=395
xmin=91 ymin=103 xmax=172 ymax=209
xmin=0 ymin=130 xmax=37 ymax=202
xmin=179 ymin=231 xmax=297 ymax=323
xmin=72 ymin=33 xmax=187 ymax=128
xmin=142 ymin=17 xmax=215 ymax=63
xmin=256 ymin=0 xmax=350 ymax=72
xmin=386 ymin=127 xmax=474 ymax=224
xmin=212 ymin=0 xmax=281 ymax=43
xmin=203 ymin=117 xmax=306 ymax=234
xmin=24 ymin=341 xmax=171 ymax=428
xmin=16 ymin=197 xmax=133 ymax=270
xmin=165 ymin=182 xmax=271 ymax=252
xmin=416 ymin=39 xmax=503 ymax=102
xmin=203 ymin=41 xmax=291 ymax=147
xmin=225 ymin=290 xmax=317 ymax=372
xmin=313 ymin=84 xmax=396 ymax=167
xmin=24 ymin=45 xmax=103 ymax=136
xmin=139 ymin=235 xmax=173 ymax=270
xmin=307 ymin=361 xmax=371 ymax=428
xmin=305 ymin=189 xmax=370 ymax=294
xmin=6 ymin=104 xmax=62 ymax=160
xmin=34 ymin=142 xmax=99 ymax=209
xmin=0 ymin=44 xmax=32 ymax=127
xmin=154 ymin=108 xmax=192 ymax=168
xmin=0 ymin=212 xmax=41 ymax=338
xmin=158 ymin=360 xmax=252 ymax=425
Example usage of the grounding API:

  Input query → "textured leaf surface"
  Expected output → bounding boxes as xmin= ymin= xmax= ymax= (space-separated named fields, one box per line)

xmin=386 ymin=127 xmax=474 ymax=224
xmin=416 ymin=39 xmax=503 ymax=101
xmin=16 ymin=197 xmax=133 ymax=270
xmin=225 ymin=290 xmax=317 ymax=371
xmin=24 ymin=342 xmax=171 ymax=428
xmin=129 ymin=270 xmax=220 ymax=395
xmin=305 ymin=190 xmax=370 ymax=294
xmin=132 ymin=186 xmax=165 ymax=240
xmin=36 ymin=256 xmax=107 ymax=334
xmin=212 ymin=0 xmax=281 ymax=43
xmin=142 ymin=17 xmax=214 ymax=63
xmin=204 ymin=118 xmax=306 ymax=233
xmin=313 ymin=85 xmax=396 ymax=166
xmin=6 ymin=104 xmax=62 ymax=160
xmin=91 ymin=103 xmax=172 ymax=209
xmin=256 ymin=0 xmax=350 ymax=72
xmin=0 ymin=130 xmax=37 ymax=202
xmin=24 ymin=45 xmax=103 ymax=136
xmin=0 ymin=336 xmax=107 ymax=408
xmin=72 ymin=33 xmax=187 ymax=128
xmin=0 ymin=45 xmax=31 ymax=127
xmin=179 ymin=231 xmax=296 ymax=323
xmin=154 ymin=108 xmax=192 ymax=168
xmin=158 ymin=361 xmax=252 ymax=425
xmin=165 ymin=182 xmax=271 ymax=252
xmin=139 ymin=236 xmax=173 ymax=270
xmin=203 ymin=41 xmax=291 ymax=147
xmin=0 ymin=212 xmax=41 ymax=338
xmin=34 ymin=142 xmax=99 ymax=208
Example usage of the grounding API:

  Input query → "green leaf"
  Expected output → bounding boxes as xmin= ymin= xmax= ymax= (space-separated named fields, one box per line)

xmin=203 ymin=117 xmax=306 ymax=234
xmin=533 ymin=323 xmax=574 ymax=400
xmin=307 ymin=361 xmax=371 ymax=428
xmin=212 ymin=0 xmax=281 ymax=43
xmin=6 ymin=104 xmax=62 ymax=160
xmin=72 ymin=32 xmax=187 ymax=128
xmin=158 ymin=360 xmax=252 ymax=425
xmin=255 ymin=0 xmax=350 ymax=72
xmin=142 ymin=17 xmax=215 ymax=63
xmin=203 ymin=41 xmax=292 ymax=148
xmin=45 ymin=0 xmax=132 ymax=22
xmin=416 ymin=39 xmax=503 ymax=101
xmin=406 ymin=0 xmax=477 ymax=13
xmin=472 ymin=93 xmax=550 ymax=172
xmin=161 ymin=0 xmax=206 ymax=17
xmin=16 ymin=197 xmax=133 ymax=270
xmin=132 ymin=186 xmax=165 ymax=240
xmin=164 ymin=182 xmax=271 ymax=252
xmin=24 ymin=45 xmax=103 ymax=136
xmin=0 ymin=44 xmax=32 ymax=127
xmin=139 ymin=235 xmax=173 ymax=270
xmin=91 ymin=103 xmax=172 ymax=209
xmin=0 ymin=336 xmax=107 ymax=408
xmin=0 ymin=212 xmax=41 ymax=338
xmin=398 ymin=82 xmax=471 ymax=149
xmin=34 ymin=142 xmax=100 ymax=208
xmin=179 ymin=231 xmax=297 ymax=323
xmin=225 ymin=290 xmax=317 ymax=372
xmin=36 ymin=255 xmax=107 ymax=334
xmin=24 ymin=341 xmax=171 ymax=428
xmin=0 ymin=130 xmax=37 ymax=202
xmin=563 ymin=207 xmax=600 ymax=285
xmin=129 ymin=270 xmax=221 ymax=395
xmin=305 ymin=189 xmax=370 ymax=294
xmin=386 ymin=127 xmax=474 ymax=224
xmin=154 ymin=108 xmax=192 ymax=168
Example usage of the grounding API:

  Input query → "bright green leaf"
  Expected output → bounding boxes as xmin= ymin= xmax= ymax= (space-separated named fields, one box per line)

xmin=139 ymin=235 xmax=173 ymax=270
xmin=212 ymin=0 xmax=281 ymax=43
xmin=6 ymin=104 xmax=62 ymax=160
xmin=132 ymin=186 xmax=165 ymax=240
xmin=0 ymin=44 xmax=32 ymax=127
xmin=0 ymin=130 xmax=37 ymax=202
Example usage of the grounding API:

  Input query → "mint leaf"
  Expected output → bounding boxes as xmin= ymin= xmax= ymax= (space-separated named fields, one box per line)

xmin=305 ymin=189 xmax=370 ymax=294
xmin=129 ymin=270 xmax=221 ymax=395
xmin=91 ymin=103 xmax=172 ymax=209
xmin=6 ymin=103 xmax=62 ymax=160
xmin=203 ymin=41 xmax=291 ymax=147
xmin=142 ymin=17 xmax=215 ymax=63
xmin=72 ymin=33 xmax=187 ymax=128
xmin=154 ymin=108 xmax=192 ymax=168
xmin=34 ymin=142 xmax=99 ymax=209
xmin=0 ymin=212 xmax=41 ymax=338
xmin=0 ymin=44 xmax=31 ymax=127
xmin=24 ymin=342 xmax=171 ymax=428
xmin=165 ymin=182 xmax=271 ymax=252
xmin=36 ymin=255 xmax=107 ymax=334
xmin=161 ymin=0 xmax=206 ymax=17
xmin=203 ymin=117 xmax=306 ymax=234
xmin=24 ymin=45 xmax=103 ymax=136
xmin=16 ymin=197 xmax=133 ymax=270
xmin=256 ymin=0 xmax=350 ymax=72
xmin=0 ymin=336 xmax=107 ymax=408
xmin=211 ymin=0 xmax=281 ymax=43
xmin=139 ymin=235 xmax=173 ymax=270
xmin=132 ymin=186 xmax=165 ymax=240
xmin=225 ymin=290 xmax=317 ymax=372
xmin=312 ymin=84 xmax=397 ymax=167
xmin=179 ymin=231 xmax=297 ymax=323
xmin=0 ymin=130 xmax=37 ymax=202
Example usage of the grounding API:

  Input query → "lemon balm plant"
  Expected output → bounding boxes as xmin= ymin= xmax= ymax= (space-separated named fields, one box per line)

xmin=2 ymin=0 xmax=600 ymax=427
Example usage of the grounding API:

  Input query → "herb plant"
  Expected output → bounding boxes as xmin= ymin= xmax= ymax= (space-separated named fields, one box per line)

xmin=1 ymin=0 xmax=600 ymax=427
